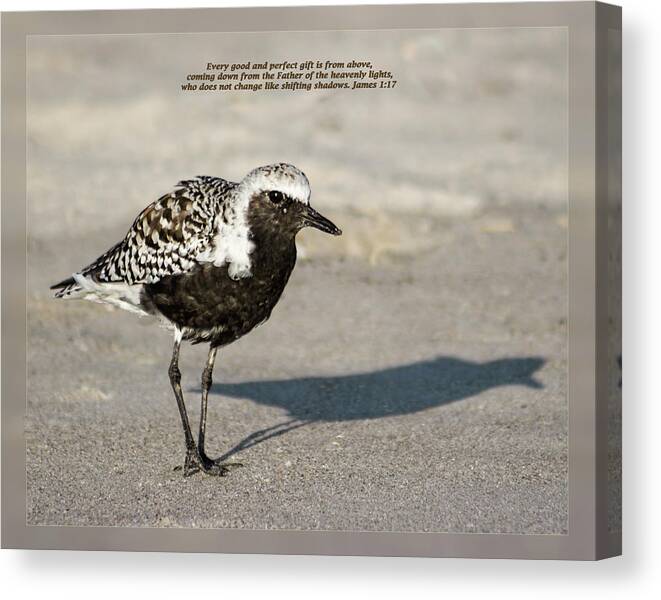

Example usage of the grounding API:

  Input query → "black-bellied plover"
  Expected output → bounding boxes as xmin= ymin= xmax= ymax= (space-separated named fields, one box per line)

xmin=51 ymin=163 xmax=342 ymax=476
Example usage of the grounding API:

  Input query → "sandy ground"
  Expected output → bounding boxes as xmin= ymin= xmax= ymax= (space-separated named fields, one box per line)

xmin=26 ymin=28 xmax=569 ymax=533
xmin=27 ymin=208 xmax=568 ymax=533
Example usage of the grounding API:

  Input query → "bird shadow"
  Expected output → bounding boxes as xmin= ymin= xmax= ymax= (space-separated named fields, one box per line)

xmin=203 ymin=355 xmax=545 ymax=461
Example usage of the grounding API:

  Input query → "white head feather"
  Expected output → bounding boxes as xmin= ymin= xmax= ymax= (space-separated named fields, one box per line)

xmin=239 ymin=163 xmax=311 ymax=205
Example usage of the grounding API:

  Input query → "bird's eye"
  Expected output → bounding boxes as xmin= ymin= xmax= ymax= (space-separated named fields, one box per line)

xmin=268 ymin=191 xmax=285 ymax=204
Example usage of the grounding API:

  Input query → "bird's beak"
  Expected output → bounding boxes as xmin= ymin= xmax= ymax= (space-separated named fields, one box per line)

xmin=302 ymin=205 xmax=342 ymax=236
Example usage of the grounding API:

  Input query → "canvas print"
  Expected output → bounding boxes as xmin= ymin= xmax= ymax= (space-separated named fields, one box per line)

xmin=26 ymin=26 xmax=569 ymax=533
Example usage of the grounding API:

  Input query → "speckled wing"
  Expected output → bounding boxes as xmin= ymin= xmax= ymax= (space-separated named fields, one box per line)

xmin=83 ymin=176 xmax=236 ymax=285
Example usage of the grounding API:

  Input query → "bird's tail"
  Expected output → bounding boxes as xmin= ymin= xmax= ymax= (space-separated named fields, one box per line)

xmin=50 ymin=276 xmax=82 ymax=298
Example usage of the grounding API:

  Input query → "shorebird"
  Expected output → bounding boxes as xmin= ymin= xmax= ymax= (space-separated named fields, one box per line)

xmin=51 ymin=163 xmax=341 ymax=476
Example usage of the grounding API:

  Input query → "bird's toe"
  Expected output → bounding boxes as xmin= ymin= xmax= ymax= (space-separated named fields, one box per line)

xmin=175 ymin=448 xmax=243 ymax=477
xmin=199 ymin=453 xmax=243 ymax=476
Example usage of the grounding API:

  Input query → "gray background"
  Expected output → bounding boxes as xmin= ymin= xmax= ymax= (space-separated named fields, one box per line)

xmin=26 ymin=27 xmax=569 ymax=533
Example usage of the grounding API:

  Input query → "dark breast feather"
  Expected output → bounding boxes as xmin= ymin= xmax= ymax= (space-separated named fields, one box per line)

xmin=142 ymin=230 xmax=298 ymax=347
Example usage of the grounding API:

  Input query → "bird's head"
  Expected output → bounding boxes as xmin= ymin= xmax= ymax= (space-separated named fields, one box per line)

xmin=240 ymin=163 xmax=342 ymax=238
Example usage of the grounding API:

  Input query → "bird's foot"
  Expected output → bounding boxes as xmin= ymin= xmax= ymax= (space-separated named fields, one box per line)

xmin=174 ymin=447 xmax=243 ymax=477
xmin=198 ymin=449 xmax=243 ymax=476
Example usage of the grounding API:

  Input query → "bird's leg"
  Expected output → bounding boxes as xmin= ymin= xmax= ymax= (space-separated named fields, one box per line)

xmin=198 ymin=346 xmax=217 ymax=465
xmin=168 ymin=334 xmax=199 ymax=476
xmin=194 ymin=345 xmax=242 ymax=476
